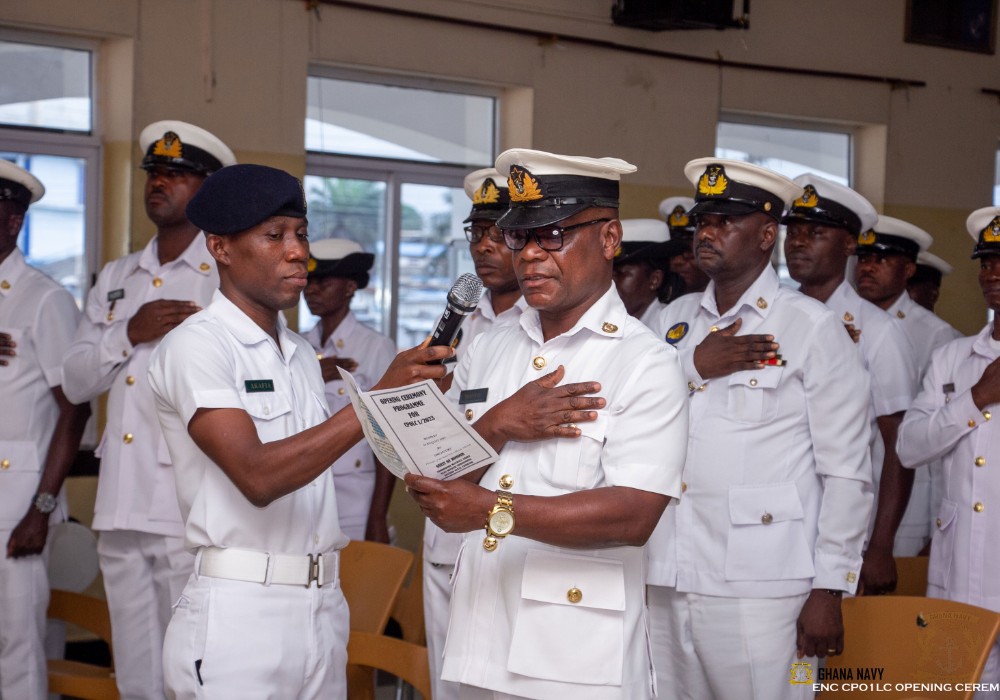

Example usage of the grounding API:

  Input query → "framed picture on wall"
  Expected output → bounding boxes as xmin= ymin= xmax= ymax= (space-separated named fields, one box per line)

xmin=905 ymin=0 xmax=997 ymax=54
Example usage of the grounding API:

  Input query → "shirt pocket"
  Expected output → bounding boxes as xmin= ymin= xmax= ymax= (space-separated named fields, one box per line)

xmin=727 ymin=368 xmax=782 ymax=425
xmin=725 ymin=482 xmax=816 ymax=581
xmin=546 ymin=414 xmax=608 ymax=490
xmin=0 ymin=441 xmax=41 ymax=522
xmin=241 ymin=392 xmax=293 ymax=444
xmin=508 ymin=549 xmax=625 ymax=687
xmin=927 ymin=498 xmax=958 ymax=589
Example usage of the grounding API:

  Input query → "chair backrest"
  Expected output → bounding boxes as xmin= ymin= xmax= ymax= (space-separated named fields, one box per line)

xmin=47 ymin=589 xmax=119 ymax=700
xmin=892 ymin=556 xmax=930 ymax=597
xmin=348 ymin=630 xmax=432 ymax=700
xmin=820 ymin=596 xmax=1000 ymax=700
xmin=340 ymin=540 xmax=414 ymax=634
xmin=391 ymin=542 xmax=426 ymax=645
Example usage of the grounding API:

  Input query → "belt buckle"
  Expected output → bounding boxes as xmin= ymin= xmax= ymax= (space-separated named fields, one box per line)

xmin=307 ymin=554 xmax=321 ymax=588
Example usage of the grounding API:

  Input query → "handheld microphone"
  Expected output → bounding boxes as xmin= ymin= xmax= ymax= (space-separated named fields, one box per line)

xmin=429 ymin=273 xmax=484 ymax=352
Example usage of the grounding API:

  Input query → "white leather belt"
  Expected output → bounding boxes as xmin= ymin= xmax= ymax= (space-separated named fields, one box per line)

xmin=196 ymin=547 xmax=339 ymax=588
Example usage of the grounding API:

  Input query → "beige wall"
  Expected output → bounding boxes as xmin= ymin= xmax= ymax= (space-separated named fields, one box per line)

xmin=4 ymin=0 xmax=999 ymax=539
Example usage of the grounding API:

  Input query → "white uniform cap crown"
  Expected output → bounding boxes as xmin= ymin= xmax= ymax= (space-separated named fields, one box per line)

xmin=309 ymin=237 xmax=364 ymax=261
xmin=916 ymin=251 xmax=953 ymax=276
xmin=684 ymin=157 xmax=802 ymax=209
xmin=621 ymin=219 xmax=669 ymax=244
xmin=495 ymin=149 xmax=636 ymax=180
xmin=139 ymin=120 xmax=236 ymax=169
xmin=658 ymin=196 xmax=695 ymax=221
xmin=0 ymin=159 xmax=44 ymax=204
xmin=790 ymin=173 xmax=878 ymax=233
xmin=873 ymin=215 xmax=933 ymax=252
xmin=967 ymin=206 xmax=1000 ymax=243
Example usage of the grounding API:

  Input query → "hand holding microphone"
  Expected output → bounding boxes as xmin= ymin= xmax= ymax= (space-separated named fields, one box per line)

xmin=429 ymin=273 xmax=484 ymax=356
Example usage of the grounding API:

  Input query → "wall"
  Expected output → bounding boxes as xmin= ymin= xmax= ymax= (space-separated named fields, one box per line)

xmin=3 ymin=0 xmax=999 ymax=539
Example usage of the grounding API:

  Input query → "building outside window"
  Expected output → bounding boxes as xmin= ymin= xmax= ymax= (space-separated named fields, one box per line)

xmin=304 ymin=70 xmax=498 ymax=346
xmin=0 ymin=35 xmax=99 ymax=307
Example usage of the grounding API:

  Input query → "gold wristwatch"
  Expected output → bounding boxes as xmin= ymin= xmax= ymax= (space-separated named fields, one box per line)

xmin=483 ymin=490 xmax=515 ymax=551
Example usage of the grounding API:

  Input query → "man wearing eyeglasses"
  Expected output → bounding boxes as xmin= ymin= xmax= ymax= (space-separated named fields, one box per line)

xmin=406 ymin=149 xmax=689 ymax=700
xmin=423 ymin=168 xmax=527 ymax=700
xmin=646 ymin=159 xmax=873 ymax=700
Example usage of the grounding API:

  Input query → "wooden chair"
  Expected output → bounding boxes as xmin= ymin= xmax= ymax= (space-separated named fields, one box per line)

xmin=391 ymin=542 xmax=426 ymax=645
xmin=347 ymin=630 xmax=432 ymax=700
xmin=340 ymin=540 xmax=415 ymax=634
xmin=47 ymin=589 xmax=119 ymax=700
xmin=892 ymin=556 xmax=930 ymax=597
xmin=820 ymin=596 xmax=1000 ymax=699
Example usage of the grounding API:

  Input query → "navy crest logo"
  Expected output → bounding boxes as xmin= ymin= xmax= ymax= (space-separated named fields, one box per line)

xmin=665 ymin=322 xmax=689 ymax=345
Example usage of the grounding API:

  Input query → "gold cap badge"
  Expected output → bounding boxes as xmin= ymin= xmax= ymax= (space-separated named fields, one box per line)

xmin=508 ymin=166 xmax=542 ymax=203
xmin=152 ymin=131 xmax=183 ymax=159
xmin=669 ymin=205 xmax=690 ymax=227
xmin=307 ymin=257 xmax=317 ymax=272
xmin=793 ymin=184 xmax=820 ymax=209
xmin=473 ymin=179 xmax=501 ymax=205
xmin=858 ymin=230 xmax=876 ymax=246
xmin=697 ymin=165 xmax=728 ymax=196
xmin=983 ymin=216 xmax=1000 ymax=243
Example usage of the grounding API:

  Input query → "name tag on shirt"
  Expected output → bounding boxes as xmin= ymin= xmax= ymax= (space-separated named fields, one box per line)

xmin=107 ymin=289 xmax=125 ymax=302
xmin=245 ymin=379 xmax=275 ymax=393
xmin=459 ymin=388 xmax=488 ymax=404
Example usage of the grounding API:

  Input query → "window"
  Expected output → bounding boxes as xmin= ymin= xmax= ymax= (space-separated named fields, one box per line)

xmin=303 ymin=70 xmax=497 ymax=344
xmin=716 ymin=118 xmax=853 ymax=284
xmin=0 ymin=34 xmax=99 ymax=306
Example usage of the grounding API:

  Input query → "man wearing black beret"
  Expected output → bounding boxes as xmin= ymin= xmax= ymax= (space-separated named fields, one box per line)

xmin=148 ymin=164 xmax=452 ymax=699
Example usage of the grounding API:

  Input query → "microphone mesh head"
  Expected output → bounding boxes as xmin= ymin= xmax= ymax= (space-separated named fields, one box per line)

xmin=448 ymin=273 xmax=484 ymax=312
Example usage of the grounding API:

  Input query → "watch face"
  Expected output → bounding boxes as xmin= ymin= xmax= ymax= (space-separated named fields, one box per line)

xmin=35 ymin=493 xmax=57 ymax=514
xmin=489 ymin=508 xmax=514 ymax=536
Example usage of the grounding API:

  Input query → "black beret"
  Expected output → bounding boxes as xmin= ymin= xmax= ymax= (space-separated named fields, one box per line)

xmin=186 ymin=164 xmax=306 ymax=235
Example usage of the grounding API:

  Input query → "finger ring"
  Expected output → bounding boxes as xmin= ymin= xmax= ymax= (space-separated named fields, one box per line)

xmin=827 ymin=648 xmax=837 ymax=653
xmin=568 ymin=423 xmax=577 ymax=430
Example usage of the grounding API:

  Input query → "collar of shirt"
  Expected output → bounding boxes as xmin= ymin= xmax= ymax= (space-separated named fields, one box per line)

xmin=206 ymin=288 xmax=300 ymax=362
xmin=304 ymin=310 xmax=359 ymax=353
xmin=473 ymin=292 xmax=528 ymax=324
xmin=0 ymin=247 xmax=28 ymax=298
xmin=971 ymin=323 xmax=1000 ymax=361
xmin=136 ymin=232 xmax=214 ymax=277
xmin=698 ymin=264 xmax=778 ymax=321
xmin=517 ymin=283 xmax=627 ymax=345
xmin=887 ymin=290 xmax=915 ymax=318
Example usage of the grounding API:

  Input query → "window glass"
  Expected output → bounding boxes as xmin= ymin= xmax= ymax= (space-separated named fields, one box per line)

xmin=716 ymin=120 xmax=852 ymax=284
xmin=3 ymin=152 xmax=88 ymax=306
xmin=0 ymin=40 xmax=92 ymax=132
xmin=306 ymin=76 xmax=495 ymax=166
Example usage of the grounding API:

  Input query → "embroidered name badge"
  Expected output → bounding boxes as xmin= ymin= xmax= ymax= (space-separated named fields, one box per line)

xmin=459 ymin=388 xmax=489 ymax=405
xmin=107 ymin=289 xmax=125 ymax=302
xmin=665 ymin=322 xmax=689 ymax=345
xmin=244 ymin=379 xmax=275 ymax=393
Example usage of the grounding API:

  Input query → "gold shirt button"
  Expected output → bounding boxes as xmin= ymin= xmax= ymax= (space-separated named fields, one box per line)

xmin=316 ymin=353 xmax=324 ymax=360
xmin=687 ymin=382 xmax=696 ymax=392
xmin=0 ymin=459 xmax=9 ymax=470
xmin=936 ymin=518 xmax=942 ymax=527
xmin=846 ymin=572 xmax=857 ymax=583
xmin=567 ymin=588 xmax=583 ymax=604
xmin=107 ymin=312 xmax=114 ymax=322
xmin=709 ymin=326 xmax=719 ymax=333
xmin=756 ymin=297 xmax=768 ymax=309
xmin=976 ymin=456 xmax=986 ymax=467
xmin=0 ymin=280 xmax=9 ymax=290
xmin=499 ymin=474 xmax=514 ymax=489
xmin=749 ymin=378 xmax=758 ymax=387
xmin=122 ymin=350 xmax=129 ymax=358
xmin=123 ymin=433 xmax=134 ymax=444
xmin=336 ymin=339 xmax=344 ymax=349
xmin=337 ymin=388 xmax=345 ymax=396
xmin=896 ymin=310 xmax=905 ymax=319
xmin=126 ymin=375 xmax=136 ymax=386
xmin=843 ymin=312 xmax=854 ymax=323
xmin=532 ymin=356 xmax=546 ymax=370
xmin=681 ymin=482 xmax=688 ymax=493
xmin=969 ymin=419 xmax=978 ymax=428
xmin=761 ymin=512 xmax=774 ymax=525
xmin=985 ymin=411 xmax=993 ymax=421
xmin=355 ymin=460 xmax=361 ymax=468
xmin=465 ymin=409 xmax=474 ymax=420
xmin=974 ymin=502 xmax=985 ymax=513
xmin=152 ymin=277 xmax=163 ymax=287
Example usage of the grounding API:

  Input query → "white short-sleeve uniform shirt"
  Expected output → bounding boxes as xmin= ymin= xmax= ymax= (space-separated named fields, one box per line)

xmin=440 ymin=285 xmax=688 ymax=700
xmin=148 ymin=290 xmax=347 ymax=555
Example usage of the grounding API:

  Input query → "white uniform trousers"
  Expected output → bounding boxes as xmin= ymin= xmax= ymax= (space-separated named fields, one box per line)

xmin=333 ymin=469 xmax=374 ymax=541
xmin=648 ymin=586 xmax=815 ymax=700
xmin=97 ymin=530 xmax=192 ymax=700
xmin=0 ymin=529 xmax=48 ymax=700
xmin=422 ymin=562 xmax=461 ymax=700
xmin=163 ymin=573 xmax=349 ymax=699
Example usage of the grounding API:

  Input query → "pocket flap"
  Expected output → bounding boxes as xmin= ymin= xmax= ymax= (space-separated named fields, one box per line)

xmin=241 ymin=392 xmax=292 ymax=420
xmin=729 ymin=482 xmax=804 ymax=525
xmin=935 ymin=499 xmax=958 ymax=531
xmin=727 ymin=367 xmax=783 ymax=389
xmin=577 ymin=413 xmax=607 ymax=443
xmin=520 ymin=549 xmax=625 ymax=611
xmin=0 ymin=440 xmax=41 ymax=473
